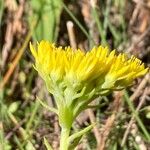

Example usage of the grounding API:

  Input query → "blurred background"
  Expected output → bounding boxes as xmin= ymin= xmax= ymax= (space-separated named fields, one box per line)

xmin=0 ymin=0 xmax=150 ymax=149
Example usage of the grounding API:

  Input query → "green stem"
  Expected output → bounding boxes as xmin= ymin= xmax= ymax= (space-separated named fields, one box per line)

xmin=59 ymin=127 xmax=70 ymax=150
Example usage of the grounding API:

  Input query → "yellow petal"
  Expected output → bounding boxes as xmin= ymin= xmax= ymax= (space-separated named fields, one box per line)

xmin=29 ymin=42 xmax=38 ymax=59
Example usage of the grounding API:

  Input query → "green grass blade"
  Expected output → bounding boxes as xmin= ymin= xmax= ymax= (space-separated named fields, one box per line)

xmin=44 ymin=137 xmax=53 ymax=150
xmin=0 ymin=0 xmax=4 ymax=26
xmin=124 ymin=90 xmax=150 ymax=141
xmin=28 ymin=0 xmax=62 ymax=42
xmin=62 ymin=3 xmax=94 ymax=45
xmin=91 ymin=6 xmax=107 ymax=45
xmin=26 ymin=100 xmax=40 ymax=132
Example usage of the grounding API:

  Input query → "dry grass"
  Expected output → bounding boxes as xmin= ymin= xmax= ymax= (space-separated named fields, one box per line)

xmin=0 ymin=0 xmax=150 ymax=149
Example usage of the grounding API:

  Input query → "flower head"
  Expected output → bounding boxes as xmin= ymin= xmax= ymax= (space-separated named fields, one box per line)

xmin=30 ymin=40 xmax=147 ymax=91
xmin=30 ymin=40 xmax=148 ymax=128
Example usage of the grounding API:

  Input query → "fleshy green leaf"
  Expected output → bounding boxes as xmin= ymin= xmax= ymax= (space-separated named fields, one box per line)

xmin=68 ymin=123 xmax=96 ymax=144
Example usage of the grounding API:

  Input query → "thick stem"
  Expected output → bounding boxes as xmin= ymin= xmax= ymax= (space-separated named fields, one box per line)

xmin=59 ymin=127 xmax=70 ymax=150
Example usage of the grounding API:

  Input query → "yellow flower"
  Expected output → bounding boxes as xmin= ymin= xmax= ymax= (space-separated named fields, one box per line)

xmin=30 ymin=40 xmax=148 ymax=127
xmin=30 ymin=40 xmax=147 ymax=91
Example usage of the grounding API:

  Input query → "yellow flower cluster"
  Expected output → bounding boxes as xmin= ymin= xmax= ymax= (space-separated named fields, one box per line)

xmin=30 ymin=40 xmax=148 ymax=128
xmin=30 ymin=41 xmax=147 ymax=93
